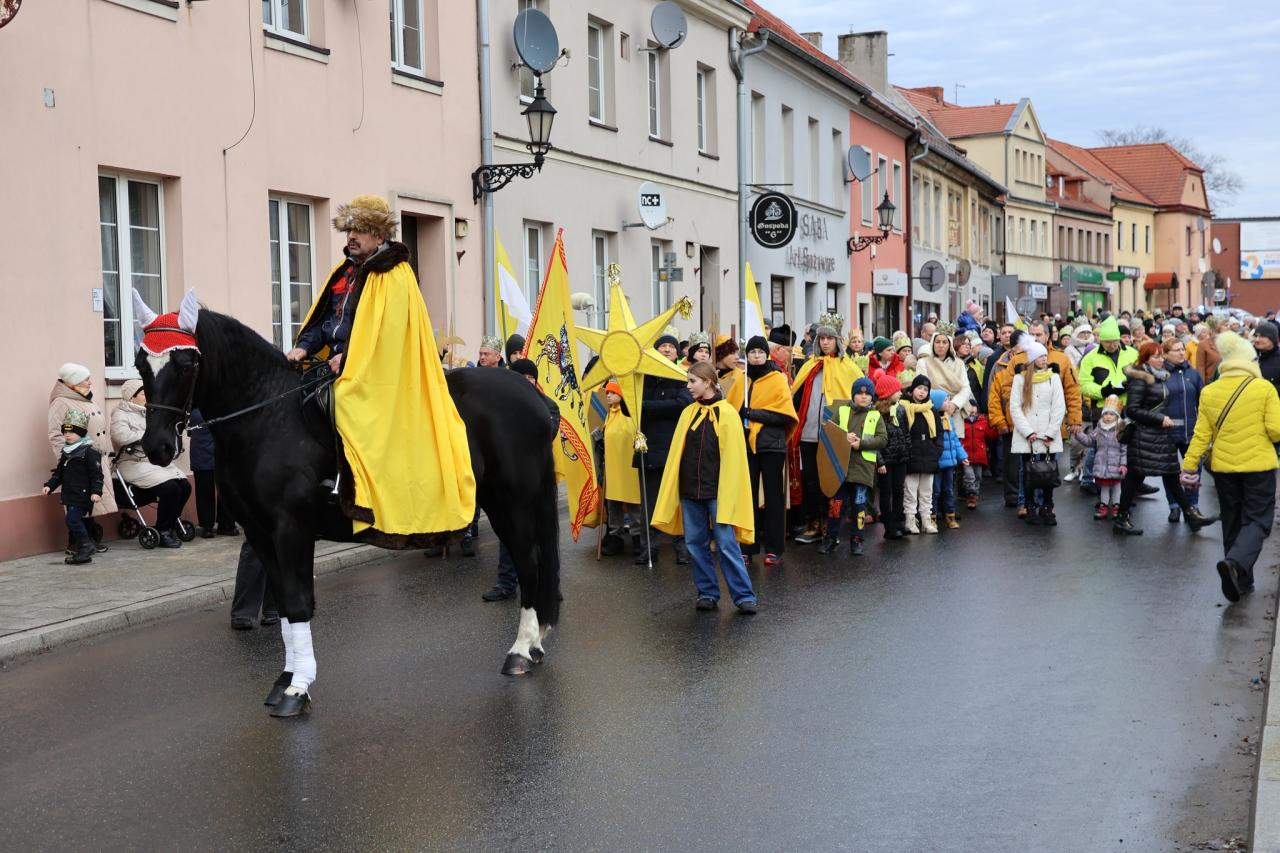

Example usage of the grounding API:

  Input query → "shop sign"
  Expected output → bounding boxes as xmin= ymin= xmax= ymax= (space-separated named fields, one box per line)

xmin=749 ymin=192 xmax=797 ymax=249
xmin=785 ymin=246 xmax=836 ymax=274
xmin=1061 ymin=266 xmax=1103 ymax=285
xmin=1027 ymin=283 xmax=1049 ymax=299
xmin=873 ymin=268 xmax=908 ymax=296
xmin=1118 ymin=265 xmax=1141 ymax=279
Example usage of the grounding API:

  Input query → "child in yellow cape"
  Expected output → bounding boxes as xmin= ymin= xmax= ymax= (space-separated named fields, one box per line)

xmin=651 ymin=362 xmax=758 ymax=613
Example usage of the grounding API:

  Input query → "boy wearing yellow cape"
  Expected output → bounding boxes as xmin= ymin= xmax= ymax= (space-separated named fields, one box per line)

xmin=651 ymin=362 xmax=758 ymax=613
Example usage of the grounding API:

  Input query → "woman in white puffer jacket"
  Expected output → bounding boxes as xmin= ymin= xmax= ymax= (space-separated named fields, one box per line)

xmin=1009 ymin=341 xmax=1066 ymax=525
xmin=111 ymin=379 xmax=191 ymax=547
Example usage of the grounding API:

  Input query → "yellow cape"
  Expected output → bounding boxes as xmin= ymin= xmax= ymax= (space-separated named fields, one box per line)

xmin=721 ymin=366 xmax=745 ymax=411
xmin=744 ymin=369 xmax=798 ymax=452
xmin=651 ymin=399 xmax=755 ymax=544
xmin=792 ymin=354 xmax=863 ymax=402
xmin=603 ymin=405 xmax=641 ymax=504
xmin=301 ymin=256 xmax=476 ymax=540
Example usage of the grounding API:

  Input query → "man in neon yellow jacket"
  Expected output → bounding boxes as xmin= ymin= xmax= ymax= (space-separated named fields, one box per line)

xmin=1077 ymin=316 xmax=1138 ymax=493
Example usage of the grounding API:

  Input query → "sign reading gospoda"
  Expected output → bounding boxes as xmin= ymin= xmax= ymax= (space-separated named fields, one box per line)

xmin=749 ymin=192 xmax=797 ymax=250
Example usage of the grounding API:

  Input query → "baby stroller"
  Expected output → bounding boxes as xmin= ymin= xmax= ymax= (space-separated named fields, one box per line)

xmin=111 ymin=454 xmax=197 ymax=549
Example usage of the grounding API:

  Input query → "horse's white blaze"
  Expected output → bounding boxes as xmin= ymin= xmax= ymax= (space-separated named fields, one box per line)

xmin=289 ymin=621 xmax=316 ymax=692
xmin=146 ymin=353 xmax=170 ymax=379
xmin=508 ymin=607 xmax=539 ymax=659
xmin=281 ymin=617 xmax=296 ymax=673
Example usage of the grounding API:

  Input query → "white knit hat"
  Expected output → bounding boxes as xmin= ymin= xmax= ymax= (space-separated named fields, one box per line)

xmin=1023 ymin=340 xmax=1048 ymax=363
xmin=58 ymin=363 xmax=90 ymax=385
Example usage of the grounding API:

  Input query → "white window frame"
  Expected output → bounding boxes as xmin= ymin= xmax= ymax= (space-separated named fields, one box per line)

xmin=695 ymin=68 xmax=707 ymax=153
xmin=390 ymin=0 xmax=426 ymax=74
xmin=263 ymin=0 xmax=308 ymax=41
xmin=587 ymin=23 xmax=605 ymax=123
xmin=592 ymin=231 xmax=610 ymax=323
xmin=268 ymin=196 xmax=316 ymax=352
xmin=651 ymin=241 xmax=670 ymax=314
xmin=99 ymin=172 xmax=166 ymax=380
xmin=892 ymin=160 xmax=903 ymax=232
xmin=525 ymin=223 xmax=545 ymax=307
xmin=860 ymin=146 xmax=874 ymax=225
xmin=647 ymin=50 xmax=661 ymax=138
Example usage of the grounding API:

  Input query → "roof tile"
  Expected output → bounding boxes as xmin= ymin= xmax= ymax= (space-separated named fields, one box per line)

xmin=1087 ymin=143 xmax=1207 ymax=210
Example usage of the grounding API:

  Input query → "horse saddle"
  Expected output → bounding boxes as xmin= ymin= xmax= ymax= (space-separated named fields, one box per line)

xmin=301 ymin=361 xmax=337 ymax=425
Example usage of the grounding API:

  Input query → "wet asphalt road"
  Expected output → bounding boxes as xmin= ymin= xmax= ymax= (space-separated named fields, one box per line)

xmin=0 ymin=485 xmax=1274 ymax=852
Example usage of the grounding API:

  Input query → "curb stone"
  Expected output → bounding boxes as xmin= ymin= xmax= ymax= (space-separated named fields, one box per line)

xmin=0 ymin=543 xmax=383 ymax=667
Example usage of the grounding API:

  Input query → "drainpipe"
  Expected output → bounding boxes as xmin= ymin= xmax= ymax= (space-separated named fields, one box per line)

xmin=729 ymin=27 xmax=768 ymax=341
xmin=477 ymin=0 xmax=495 ymax=337
xmin=907 ymin=135 xmax=927 ymax=328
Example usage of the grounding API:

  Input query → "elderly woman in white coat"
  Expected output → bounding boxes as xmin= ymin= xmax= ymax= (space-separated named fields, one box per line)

xmin=111 ymin=378 xmax=192 ymax=548
xmin=47 ymin=362 xmax=118 ymax=552
xmin=917 ymin=332 xmax=974 ymax=436
xmin=1009 ymin=340 xmax=1066 ymax=525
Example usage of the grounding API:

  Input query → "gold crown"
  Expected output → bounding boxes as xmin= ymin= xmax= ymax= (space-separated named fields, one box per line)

xmin=816 ymin=312 xmax=844 ymax=333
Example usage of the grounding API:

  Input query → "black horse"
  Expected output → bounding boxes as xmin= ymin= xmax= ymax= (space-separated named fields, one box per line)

xmin=137 ymin=298 xmax=561 ymax=717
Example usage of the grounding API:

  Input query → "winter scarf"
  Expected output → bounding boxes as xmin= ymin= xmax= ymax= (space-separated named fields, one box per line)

xmin=901 ymin=399 xmax=937 ymax=437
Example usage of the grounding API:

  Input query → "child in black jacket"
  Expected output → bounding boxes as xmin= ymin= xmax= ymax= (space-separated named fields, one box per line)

xmin=43 ymin=410 xmax=104 ymax=565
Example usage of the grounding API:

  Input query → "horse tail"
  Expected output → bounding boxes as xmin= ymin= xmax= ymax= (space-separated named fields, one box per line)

xmin=532 ymin=452 xmax=561 ymax=627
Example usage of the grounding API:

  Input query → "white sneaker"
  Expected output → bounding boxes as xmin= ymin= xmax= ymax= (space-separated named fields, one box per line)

xmin=1062 ymin=470 xmax=1078 ymax=483
xmin=922 ymin=516 xmax=939 ymax=534
xmin=905 ymin=515 xmax=920 ymax=534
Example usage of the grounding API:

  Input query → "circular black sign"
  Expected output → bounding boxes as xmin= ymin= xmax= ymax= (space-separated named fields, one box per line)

xmin=749 ymin=192 xmax=797 ymax=250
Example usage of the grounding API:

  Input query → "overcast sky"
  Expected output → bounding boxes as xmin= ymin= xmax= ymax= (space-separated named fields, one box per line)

xmin=761 ymin=0 xmax=1278 ymax=218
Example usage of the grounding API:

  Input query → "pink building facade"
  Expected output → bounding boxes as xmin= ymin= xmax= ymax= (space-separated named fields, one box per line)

xmin=0 ymin=0 xmax=482 ymax=559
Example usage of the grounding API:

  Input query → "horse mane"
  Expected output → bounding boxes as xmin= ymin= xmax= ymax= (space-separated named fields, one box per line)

xmin=195 ymin=309 xmax=296 ymax=393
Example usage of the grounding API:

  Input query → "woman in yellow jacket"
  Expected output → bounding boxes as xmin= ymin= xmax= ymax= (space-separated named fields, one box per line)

xmin=652 ymin=362 xmax=758 ymax=614
xmin=1183 ymin=331 xmax=1280 ymax=602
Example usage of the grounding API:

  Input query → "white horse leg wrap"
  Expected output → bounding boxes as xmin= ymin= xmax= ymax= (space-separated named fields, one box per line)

xmin=281 ymin=617 xmax=295 ymax=673
xmin=289 ymin=621 xmax=316 ymax=692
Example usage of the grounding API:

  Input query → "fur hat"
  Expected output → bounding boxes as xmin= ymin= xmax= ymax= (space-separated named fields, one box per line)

xmin=58 ymin=363 xmax=90 ymax=385
xmin=61 ymin=409 xmax=90 ymax=436
xmin=768 ymin=324 xmax=794 ymax=347
xmin=746 ymin=335 xmax=769 ymax=355
xmin=1102 ymin=394 xmax=1122 ymax=418
xmin=1217 ymin=331 xmax=1256 ymax=365
xmin=874 ymin=374 xmax=902 ymax=400
xmin=480 ymin=335 xmax=503 ymax=353
xmin=852 ymin=377 xmax=876 ymax=399
xmin=332 ymin=194 xmax=398 ymax=239
xmin=509 ymin=358 xmax=538 ymax=379
xmin=121 ymin=378 xmax=145 ymax=402
xmin=714 ymin=333 xmax=738 ymax=360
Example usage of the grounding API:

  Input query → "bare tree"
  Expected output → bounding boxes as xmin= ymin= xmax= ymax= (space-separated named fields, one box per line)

xmin=1098 ymin=125 xmax=1242 ymax=210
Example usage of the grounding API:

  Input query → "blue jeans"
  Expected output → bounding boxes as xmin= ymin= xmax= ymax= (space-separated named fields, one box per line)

xmin=933 ymin=467 xmax=957 ymax=513
xmin=1080 ymin=446 xmax=1097 ymax=487
xmin=681 ymin=499 xmax=755 ymax=606
xmin=1019 ymin=453 xmax=1057 ymax=509
xmin=495 ymin=541 xmax=517 ymax=593
xmin=1166 ymin=442 xmax=1200 ymax=509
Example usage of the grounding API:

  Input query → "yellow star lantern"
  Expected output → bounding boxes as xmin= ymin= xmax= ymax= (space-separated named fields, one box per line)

xmin=577 ymin=264 xmax=693 ymax=435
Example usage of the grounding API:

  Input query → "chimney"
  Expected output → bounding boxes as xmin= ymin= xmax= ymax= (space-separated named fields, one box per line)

xmin=799 ymin=32 xmax=822 ymax=50
xmin=915 ymin=86 xmax=945 ymax=105
xmin=837 ymin=31 xmax=889 ymax=94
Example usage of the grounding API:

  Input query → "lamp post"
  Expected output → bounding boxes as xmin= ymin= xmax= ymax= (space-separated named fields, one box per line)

xmin=472 ymin=79 xmax=557 ymax=202
xmin=847 ymin=192 xmax=896 ymax=255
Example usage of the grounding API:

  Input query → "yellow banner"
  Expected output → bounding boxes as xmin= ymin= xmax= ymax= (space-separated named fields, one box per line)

xmin=524 ymin=229 xmax=600 ymax=539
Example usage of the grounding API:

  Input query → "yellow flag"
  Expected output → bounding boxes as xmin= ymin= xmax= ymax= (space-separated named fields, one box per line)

xmin=495 ymin=232 xmax=532 ymax=341
xmin=525 ymin=229 xmax=600 ymax=539
xmin=744 ymin=262 xmax=767 ymax=341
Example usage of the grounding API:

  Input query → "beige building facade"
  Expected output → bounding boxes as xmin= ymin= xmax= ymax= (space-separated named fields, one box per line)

xmin=0 ymin=0 xmax=483 ymax=558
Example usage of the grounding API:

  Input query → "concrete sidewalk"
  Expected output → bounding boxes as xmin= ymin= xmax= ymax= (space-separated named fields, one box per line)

xmin=1257 ymin=547 xmax=1280 ymax=851
xmin=0 ymin=533 xmax=383 ymax=665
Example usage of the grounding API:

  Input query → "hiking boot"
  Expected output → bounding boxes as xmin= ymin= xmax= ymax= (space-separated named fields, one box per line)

xmin=1217 ymin=559 xmax=1242 ymax=603
xmin=1093 ymin=502 xmax=1109 ymax=521
xmin=1042 ymin=509 xmax=1057 ymax=526
xmin=1168 ymin=507 xmax=1181 ymax=523
xmin=921 ymin=515 xmax=938 ymax=534
xmin=157 ymin=529 xmax=182 ymax=549
xmin=966 ymin=495 xmax=978 ymax=510
xmin=794 ymin=524 xmax=822 ymax=544
xmin=1112 ymin=513 xmax=1143 ymax=536
xmin=816 ymin=538 xmax=839 ymax=555
xmin=944 ymin=513 xmax=960 ymax=530
xmin=64 ymin=536 xmax=94 ymax=565
xmin=1184 ymin=507 xmax=1218 ymax=532
xmin=850 ymin=537 xmax=864 ymax=556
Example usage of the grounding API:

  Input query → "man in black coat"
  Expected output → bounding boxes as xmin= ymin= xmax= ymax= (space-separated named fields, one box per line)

xmin=635 ymin=334 xmax=694 ymax=565
xmin=1253 ymin=321 xmax=1280 ymax=397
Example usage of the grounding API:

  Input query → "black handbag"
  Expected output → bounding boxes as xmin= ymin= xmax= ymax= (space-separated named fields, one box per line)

xmin=1025 ymin=452 xmax=1061 ymax=490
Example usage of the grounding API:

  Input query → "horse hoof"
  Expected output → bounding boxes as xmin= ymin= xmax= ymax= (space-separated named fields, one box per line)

xmin=502 ymin=653 xmax=534 ymax=676
xmin=529 ymin=647 xmax=545 ymax=664
xmin=269 ymin=690 xmax=312 ymax=717
xmin=263 ymin=671 xmax=294 ymax=706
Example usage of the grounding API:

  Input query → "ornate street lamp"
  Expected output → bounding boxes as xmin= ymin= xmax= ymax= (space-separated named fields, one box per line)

xmin=847 ymin=191 xmax=897 ymax=255
xmin=472 ymin=79 xmax=557 ymax=202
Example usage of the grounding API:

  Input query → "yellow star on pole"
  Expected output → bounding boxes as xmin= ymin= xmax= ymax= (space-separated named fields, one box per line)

xmin=577 ymin=264 xmax=692 ymax=428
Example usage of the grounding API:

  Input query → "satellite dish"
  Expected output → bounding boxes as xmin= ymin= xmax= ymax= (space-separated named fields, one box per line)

xmin=1198 ymin=257 xmax=1208 ymax=274
xmin=919 ymin=260 xmax=946 ymax=293
xmin=513 ymin=9 xmax=560 ymax=76
xmin=957 ymin=259 xmax=972 ymax=285
xmin=1212 ymin=237 xmax=1223 ymax=254
xmin=638 ymin=181 xmax=668 ymax=230
xmin=651 ymin=1 xmax=688 ymax=49
xmin=0 ymin=0 xmax=21 ymax=29
xmin=1196 ymin=216 xmax=1206 ymax=232
xmin=846 ymin=146 xmax=872 ymax=183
